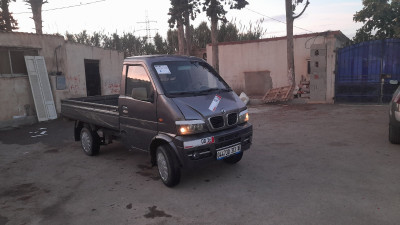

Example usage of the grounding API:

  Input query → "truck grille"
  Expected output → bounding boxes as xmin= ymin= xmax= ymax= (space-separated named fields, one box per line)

xmin=209 ymin=116 xmax=224 ymax=129
xmin=227 ymin=113 xmax=238 ymax=125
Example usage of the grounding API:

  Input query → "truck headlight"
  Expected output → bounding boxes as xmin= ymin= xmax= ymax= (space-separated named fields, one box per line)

xmin=238 ymin=109 xmax=249 ymax=124
xmin=176 ymin=120 xmax=206 ymax=135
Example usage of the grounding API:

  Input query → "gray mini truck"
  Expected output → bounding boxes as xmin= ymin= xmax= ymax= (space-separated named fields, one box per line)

xmin=61 ymin=55 xmax=253 ymax=187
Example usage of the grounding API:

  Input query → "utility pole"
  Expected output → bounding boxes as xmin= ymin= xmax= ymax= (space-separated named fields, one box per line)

xmin=137 ymin=11 xmax=158 ymax=43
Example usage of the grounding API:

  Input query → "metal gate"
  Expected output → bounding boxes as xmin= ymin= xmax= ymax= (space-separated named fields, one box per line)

xmin=335 ymin=39 xmax=400 ymax=103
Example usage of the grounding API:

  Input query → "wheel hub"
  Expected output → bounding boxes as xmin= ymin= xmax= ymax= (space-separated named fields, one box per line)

xmin=157 ymin=152 xmax=168 ymax=181
xmin=81 ymin=131 xmax=91 ymax=153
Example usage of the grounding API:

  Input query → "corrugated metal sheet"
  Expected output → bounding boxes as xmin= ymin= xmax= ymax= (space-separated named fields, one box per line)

xmin=25 ymin=56 xmax=57 ymax=121
xmin=335 ymin=39 xmax=400 ymax=103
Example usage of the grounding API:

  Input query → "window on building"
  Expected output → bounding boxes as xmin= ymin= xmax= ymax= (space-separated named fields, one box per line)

xmin=125 ymin=65 xmax=154 ymax=102
xmin=0 ymin=48 xmax=38 ymax=76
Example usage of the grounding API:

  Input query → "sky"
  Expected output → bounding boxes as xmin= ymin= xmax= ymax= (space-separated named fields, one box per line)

xmin=9 ymin=0 xmax=365 ymax=40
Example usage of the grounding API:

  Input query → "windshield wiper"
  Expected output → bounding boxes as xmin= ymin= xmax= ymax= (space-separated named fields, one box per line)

xmin=169 ymin=91 xmax=199 ymax=96
xmin=198 ymin=88 xmax=229 ymax=94
xmin=169 ymin=88 xmax=229 ymax=97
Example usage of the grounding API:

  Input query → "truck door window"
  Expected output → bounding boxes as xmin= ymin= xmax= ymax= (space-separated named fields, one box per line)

xmin=126 ymin=65 xmax=153 ymax=102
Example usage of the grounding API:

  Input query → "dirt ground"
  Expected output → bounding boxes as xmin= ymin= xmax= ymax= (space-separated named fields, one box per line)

xmin=1 ymin=104 xmax=399 ymax=225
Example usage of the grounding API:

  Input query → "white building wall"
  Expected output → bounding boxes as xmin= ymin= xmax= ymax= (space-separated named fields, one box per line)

xmin=0 ymin=76 xmax=35 ymax=121
xmin=51 ymin=43 xmax=124 ymax=112
xmin=0 ymin=32 xmax=124 ymax=124
xmin=0 ymin=32 xmax=65 ymax=75
xmin=207 ymin=31 xmax=348 ymax=103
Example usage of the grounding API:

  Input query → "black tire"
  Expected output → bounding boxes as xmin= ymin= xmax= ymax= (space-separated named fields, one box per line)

xmin=156 ymin=145 xmax=181 ymax=187
xmin=223 ymin=152 xmax=243 ymax=164
xmin=389 ymin=123 xmax=400 ymax=144
xmin=80 ymin=127 xmax=100 ymax=156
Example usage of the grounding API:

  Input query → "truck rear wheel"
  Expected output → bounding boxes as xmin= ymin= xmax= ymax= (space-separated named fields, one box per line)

xmin=156 ymin=145 xmax=181 ymax=187
xmin=223 ymin=152 xmax=243 ymax=164
xmin=80 ymin=127 xmax=100 ymax=156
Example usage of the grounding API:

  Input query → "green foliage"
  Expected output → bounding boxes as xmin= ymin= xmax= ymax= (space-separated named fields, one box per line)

xmin=202 ymin=0 xmax=248 ymax=23
xmin=193 ymin=21 xmax=211 ymax=48
xmin=64 ymin=30 xmax=172 ymax=57
xmin=353 ymin=0 xmax=400 ymax=43
xmin=65 ymin=31 xmax=75 ymax=42
xmin=74 ymin=30 xmax=90 ymax=45
xmin=237 ymin=19 xmax=266 ymax=41
xmin=218 ymin=19 xmax=266 ymax=42
xmin=63 ymin=19 xmax=265 ymax=57
xmin=90 ymin=32 xmax=101 ymax=47
xmin=167 ymin=29 xmax=179 ymax=53
xmin=154 ymin=33 xmax=170 ymax=54
xmin=218 ymin=22 xmax=238 ymax=42
xmin=168 ymin=0 xmax=200 ymax=28
xmin=0 ymin=0 xmax=18 ymax=31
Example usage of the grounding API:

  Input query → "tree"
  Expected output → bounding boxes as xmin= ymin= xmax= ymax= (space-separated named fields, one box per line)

xmin=193 ymin=21 xmax=211 ymax=48
xmin=218 ymin=22 xmax=239 ymax=42
xmin=154 ymin=33 xmax=169 ymax=54
xmin=237 ymin=19 xmax=266 ymax=41
xmin=65 ymin=31 xmax=76 ymax=42
xmin=168 ymin=0 xmax=187 ymax=55
xmin=167 ymin=28 xmax=179 ymax=53
xmin=353 ymin=0 xmax=400 ymax=43
xmin=285 ymin=0 xmax=309 ymax=91
xmin=202 ymin=0 xmax=248 ymax=72
xmin=74 ymin=30 xmax=90 ymax=45
xmin=90 ymin=31 xmax=102 ymax=47
xmin=168 ymin=0 xmax=199 ymax=55
xmin=0 ymin=0 xmax=18 ymax=31
xmin=24 ymin=0 xmax=47 ymax=34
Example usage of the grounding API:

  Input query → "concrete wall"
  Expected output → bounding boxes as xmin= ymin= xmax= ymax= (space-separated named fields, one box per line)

xmin=0 ymin=32 xmax=66 ymax=74
xmin=0 ymin=76 xmax=35 ymax=121
xmin=207 ymin=31 xmax=348 ymax=103
xmin=51 ymin=43 xmax=124 ymax=112
xmin=0 ymin=32 xmax=124 ymax=127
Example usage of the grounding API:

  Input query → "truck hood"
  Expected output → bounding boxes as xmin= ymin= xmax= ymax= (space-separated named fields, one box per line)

xmin=171 ymin=91 xmax=245 ymax=120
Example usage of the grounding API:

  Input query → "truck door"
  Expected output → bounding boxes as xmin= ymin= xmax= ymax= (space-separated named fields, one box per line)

xmin=119 ymin=64 xmax=157 ymax=151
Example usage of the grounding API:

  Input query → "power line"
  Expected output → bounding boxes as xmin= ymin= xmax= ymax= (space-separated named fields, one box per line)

xmin=246 ymin=8 xmax=313 ymax=33
xmin=14 ymin=0 xmax=107 ymax=14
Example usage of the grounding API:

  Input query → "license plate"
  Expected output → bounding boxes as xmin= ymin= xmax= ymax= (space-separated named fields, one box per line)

xmin=217 ymin=144 xmax=241 ymax=160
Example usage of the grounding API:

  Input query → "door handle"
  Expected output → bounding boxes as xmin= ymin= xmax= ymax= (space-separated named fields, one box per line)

xmin=122 ymin=105 xmax=128 ymax=113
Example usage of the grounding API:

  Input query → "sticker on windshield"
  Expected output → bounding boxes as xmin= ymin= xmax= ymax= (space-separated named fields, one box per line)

xmin=154 ymin=65 xmax=171 ymax=74
xmin=209 ymin=95 xmax=222 ymax=112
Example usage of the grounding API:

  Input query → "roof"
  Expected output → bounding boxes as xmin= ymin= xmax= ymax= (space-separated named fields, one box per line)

xmin=0 ymin=31 xmax=63 ymax=38
xmin=209 ymin=30 xmax=349 ymax=46
xmin=125 ymin=55 xmax=204 ymax=64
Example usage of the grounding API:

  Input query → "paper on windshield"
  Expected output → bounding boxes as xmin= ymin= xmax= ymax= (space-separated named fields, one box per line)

xmin=154 ymin=65 xmax=171 ymax=74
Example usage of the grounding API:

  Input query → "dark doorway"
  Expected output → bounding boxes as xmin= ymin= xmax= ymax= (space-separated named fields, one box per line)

xmin=84 ymin=59 xmax=101 ymax=96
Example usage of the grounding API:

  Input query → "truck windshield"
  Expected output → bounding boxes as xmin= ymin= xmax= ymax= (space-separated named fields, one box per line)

xmin=152 ymin=61 xmax=230 ymax=96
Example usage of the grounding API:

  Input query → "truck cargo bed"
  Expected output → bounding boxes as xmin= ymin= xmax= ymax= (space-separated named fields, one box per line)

xmin=61 ymin=95 xmax=119 ymax=130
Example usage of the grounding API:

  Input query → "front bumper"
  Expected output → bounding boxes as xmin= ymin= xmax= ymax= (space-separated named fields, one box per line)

xmin=172 ymin=123 xmax=253 ymax=169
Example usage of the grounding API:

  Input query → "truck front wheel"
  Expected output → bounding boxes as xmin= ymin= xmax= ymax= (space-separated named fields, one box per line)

xmin=80 ymin=127 xmax=100 ymax=156
xmin=156 ymin=145 xmax=181 ymax=187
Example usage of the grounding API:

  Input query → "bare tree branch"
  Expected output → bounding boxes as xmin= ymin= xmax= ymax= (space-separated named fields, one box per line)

xmin=293 ymin=0 xmax=310 ymax=20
